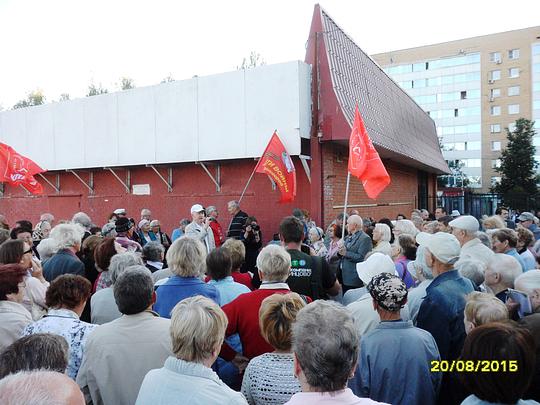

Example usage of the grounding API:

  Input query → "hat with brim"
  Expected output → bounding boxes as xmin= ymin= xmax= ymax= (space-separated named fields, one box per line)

xmin=356 ymin=252 xmax=397 ymax=285
xmin=416 ymin=232 xmax=461 ymax=265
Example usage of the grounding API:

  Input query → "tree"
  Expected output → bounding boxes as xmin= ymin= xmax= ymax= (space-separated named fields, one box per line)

xmin=237 ymin=51 xmax=265 ymax=70
xmin=437 ymin=159 xmax=470 ymax=189
xmin=119 ymin=77 xmax=135 ymax=90
xmin=161 ymin=75 xmax=175 ymax=83
xmin=492 ymin=118 xmax=538 ymax=210
xmin=87 ymin=83 xmax=108 ymax=97
xmin=13 ymin=89 xmax=45 ymax=109
xmin=59 ymin=93 xmax=70 ymax=101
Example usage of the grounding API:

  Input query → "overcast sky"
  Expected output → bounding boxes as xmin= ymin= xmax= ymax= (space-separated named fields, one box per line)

xmin=1 ymin=0 xmax=539 ymax=109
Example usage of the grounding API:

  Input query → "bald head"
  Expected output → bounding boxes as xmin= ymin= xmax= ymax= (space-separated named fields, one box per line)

xmin=0 ymin=370 xmax=84 ymax=405
xmin=346 ymin=214 xmax=363 ymax=234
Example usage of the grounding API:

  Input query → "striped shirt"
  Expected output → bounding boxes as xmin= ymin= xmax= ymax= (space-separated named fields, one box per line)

xmin=227 ymin=210 xmax=248 ymax=239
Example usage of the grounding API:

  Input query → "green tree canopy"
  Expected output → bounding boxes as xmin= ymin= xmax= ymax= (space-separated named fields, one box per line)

xmin=87 ymin=83 xmax=108 ymax=97
xmin=237 ymin=51 xmax=265 ymax=70
xmin=13 ymin=90 xmax=45 ymax=109
xmin=119 ymin=77 xmax=135 ymax=90
xmin=492 ymin=118 xmax=537 ymax=209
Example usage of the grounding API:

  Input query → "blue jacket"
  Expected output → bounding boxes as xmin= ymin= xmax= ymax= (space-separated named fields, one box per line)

xmin=529 ymin=224 xmax=540 ymax=241
xmin=43 ymin=249 xmax=85 ymax=282
xmin=340 ymin=231 xmax=372 ymax=287
xmin=417 ymin=270 xmax=474 ymax=360
xmin=350 ymin=320 xmax=441 ymax=405
xmin=154 ymin=276 xmax=220 ymax=318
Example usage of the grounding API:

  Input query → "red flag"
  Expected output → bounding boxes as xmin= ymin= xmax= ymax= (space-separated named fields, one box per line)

xmin=0 ymin=143 xmax=45 ymax=194
xmin=348 ymin=105 xmax=390 ymax=199
xmin=254 ymin=131 xmax=297 ymax=203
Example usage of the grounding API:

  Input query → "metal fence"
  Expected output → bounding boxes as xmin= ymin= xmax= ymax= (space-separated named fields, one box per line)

xmin=429 ymin=192 xmax=502 ymax=218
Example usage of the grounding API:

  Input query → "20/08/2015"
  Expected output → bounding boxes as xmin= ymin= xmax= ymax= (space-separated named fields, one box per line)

xmin=430 ymin=360 xmax=518 ymax=372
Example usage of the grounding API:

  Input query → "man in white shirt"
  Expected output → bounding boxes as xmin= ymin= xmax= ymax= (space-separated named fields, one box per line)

xmin=184 ymin=204 xmax=215 ymax=253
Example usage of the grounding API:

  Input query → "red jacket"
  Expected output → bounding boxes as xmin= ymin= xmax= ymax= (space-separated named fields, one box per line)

xmin=220 ymin=288 xmax=290 ymax=361
xmin=209 ymin=220 xmax=225 ymax=248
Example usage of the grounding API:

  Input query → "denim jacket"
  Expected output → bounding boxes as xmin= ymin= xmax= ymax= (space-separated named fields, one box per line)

xmin=416 ymin=270 xmax=473 ymax=360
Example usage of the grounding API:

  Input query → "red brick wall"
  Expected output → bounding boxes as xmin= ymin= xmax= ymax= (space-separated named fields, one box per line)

xmin=0 ymin=158 xmax=311 ymax=242
xmin=320 ymin=143 xmax=427 ymax=227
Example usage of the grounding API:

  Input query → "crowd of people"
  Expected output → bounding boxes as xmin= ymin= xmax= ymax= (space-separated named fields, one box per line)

xmin=0 ymin=202 xmax=539 ymax=405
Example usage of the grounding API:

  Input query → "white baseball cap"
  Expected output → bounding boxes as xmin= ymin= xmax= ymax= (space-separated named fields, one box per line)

xmin=113 ymin=208 xmax=126 ymax=215
xmin=190 ymin=204 xmax=205 ymax=213
xmin=449 ymin=215 xmax=479 ymax=232
xmin=356 ymin=252 xmax=397 ymax=285
xmin=416 ymin=232 xmax=461 ymax=265
xmin=451 ymin=210 xmax=461 ymax=217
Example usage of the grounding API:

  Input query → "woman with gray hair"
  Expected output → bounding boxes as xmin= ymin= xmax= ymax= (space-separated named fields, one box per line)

xmin=372 ymin=223 xmax=392 ymax=257
xmin=153 ymin=237 xmax=219 ymax=319
xmin=285 ymin=300 xmax=384 ymax=404
xmin=90 ymin=252 xmax=145 ymax=325
xmin=136 ymin=296 xmax=246 ymax=405
xmin=42 ymin=224 xmax=85 ymax=282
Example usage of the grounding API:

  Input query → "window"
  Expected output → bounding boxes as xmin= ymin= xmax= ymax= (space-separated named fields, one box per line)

xmin=467 ymin=141 xmax=481 ymax=150
xmin=413 ymin=62 xmax=425 ymax=72
xmin=534 ymin=44 xmax=540 ymax=56
xmin=460 ymin=91 xmax=467 ymax=100
xmin=490 ymin=70 xmax=501 ymax=81
xmin=491 ymin=106 xmax=501 ymax=116
xmin=491 ymin=159 xmax=501 ymax=169
xmin=464 ymin=159 xmax=481 ymax=168
xmin=490 ymin=124 xmax=501 ymax=133
xmin=490 ymin=52 xmax=502 ymax=63
xmin=508 ymin=49 xmax=520 ymax=60
xmin=491 ymin=177 xmax=502 ymax=186
xmin=509 ymin=68 xmax=520 ymax=78
xmin=454 ymin=142 xmax=466 ymax=151
xmin=491 ymin=141 xmax=501 ymax=151
xmin=509 ymin=123 xmax=517 ymax=132
xmin=533 ymin=137 xmax=540 ymax=147
xmin=413 ymin=79 xmax=426 ymax=88
xmin=508 ymin=86 xmax=520 ymax=96
xmin=490 ymin=88 xmax=501 ymax=99
xmin=508 ymin=104 xmax=520 ymax=115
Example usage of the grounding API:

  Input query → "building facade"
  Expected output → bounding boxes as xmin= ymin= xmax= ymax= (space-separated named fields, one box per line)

xmin=372 ymin=27 xmax=540 ymax=192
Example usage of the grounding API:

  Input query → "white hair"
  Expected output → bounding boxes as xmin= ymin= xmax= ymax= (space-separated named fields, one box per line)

xmin=487 ymin=254 xmax=523 ymax=288
xmin=347 ymin=214 xmax=363 ymax=227
xmin=166 ymin=237 xmax=206 ymax=277
xmin=458 ymin=260 xmax=486 ymax=287
xmin=109 ymin=252 xmax=144 ymax=284
xmin=71 ymin=212 xmax=92 ymax=230
xmin=39 ymin=213 xmax=54 ymax=223
xmin=0 ymin=370 xmax=83 ymax=405
xmin=36 ymin=239 xmax=60 ymax=262
xmin=394 ymin=219 xmax=419 ymax=237
xmin=256 ymin=245 xmax=291 ymax=282
xmin=49 ymin=224 xmax=85 ymax=249
xmin=515 ymin=270 xmax=540 ymax=292
xmin=374 ymin=223 xmax=391 ymax=242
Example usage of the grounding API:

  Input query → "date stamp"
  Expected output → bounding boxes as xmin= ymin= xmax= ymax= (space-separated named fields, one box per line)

xmin=430 ymin=360 xmax=518 ymax=373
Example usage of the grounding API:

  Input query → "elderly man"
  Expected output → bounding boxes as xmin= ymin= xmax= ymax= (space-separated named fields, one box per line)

xmin=43 ymin=224 xmax=85 ymax=282
xmin=415 ymin=231 xmax=474 ymax=405
xmin=184 ymin=204 xmax=215 ymax=253
xmin=338 ymin=214 xmax=373 ymax=292
xmin=40 ymin=212 xmax=55 ymax=226
xmin=279 ymin=216 xmax=340 ymax=300
xmin=350 ymin=273 xmax=441 ymax=405
xmin=91 ymin=253 xmax=144 ymax=324
xmin=206 ymin=205 xmax=225 ymax=248
xmin=450 ymin=215 xmax=494 ymax=267
xmin=220 ymin=245 xmax=295 ymax=368
xmin=491 ymin=228 xmax=528 ymax=272
xmin=285 ymin=301 xmax=384 ymax=405
xmin=226 ymin=200 xmax=249 ymax=239
xmin=518 ymin=212 xmax=540 ymax=241
xmin=72 ymin=212 xmax=93 ymax=239
xmin=142 ymin=241 xmax=166 ymax=273
xmin=484 ymin=253 xmax=523 ymax=302
xmin=0 ymin=370 xmax=85 ymax=405
xmin=77 ymin=267 xmax=172 ymax=405
xmin=140 ymin=208 xmax=152 ymax=221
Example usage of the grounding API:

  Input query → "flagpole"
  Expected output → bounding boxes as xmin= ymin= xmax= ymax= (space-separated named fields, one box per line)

xmin=342 ymin=172 xmax=351 ymax=240
xmin=238 ymin=161 xmax=259 ymax=204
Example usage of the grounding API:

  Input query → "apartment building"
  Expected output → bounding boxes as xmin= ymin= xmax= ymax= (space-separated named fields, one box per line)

xmin=372 ymin=27 xmax=540 ymax=192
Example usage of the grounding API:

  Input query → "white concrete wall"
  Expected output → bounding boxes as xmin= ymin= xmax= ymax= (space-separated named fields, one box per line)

xmin=0 ymin=61 xmax=312 ymax=170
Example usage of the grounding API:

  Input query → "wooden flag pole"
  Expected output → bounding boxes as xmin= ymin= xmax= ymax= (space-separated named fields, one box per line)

xmin=342 ymin=171 xmax=351 ymax=240
xmin=238 ymin=160 xmax=260 ymax=204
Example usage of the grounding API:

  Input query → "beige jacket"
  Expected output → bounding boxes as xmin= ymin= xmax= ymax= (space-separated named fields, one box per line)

xmin=76 ymin=311 xmax=172 ymax=405
xmin=0 ymin=301 xmax=32 ymax=351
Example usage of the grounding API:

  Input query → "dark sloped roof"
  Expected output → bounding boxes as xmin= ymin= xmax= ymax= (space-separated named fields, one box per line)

xmin=319 ymin=7 xmax=449 ymax=174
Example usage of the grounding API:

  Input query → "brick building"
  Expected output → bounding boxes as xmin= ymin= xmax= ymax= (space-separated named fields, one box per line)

xmin=0 ymin=5 xmax=447 ymax=238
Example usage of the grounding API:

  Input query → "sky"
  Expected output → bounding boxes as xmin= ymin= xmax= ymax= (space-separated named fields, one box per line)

xmin=1 ymin=0 xmax=539 ymax=109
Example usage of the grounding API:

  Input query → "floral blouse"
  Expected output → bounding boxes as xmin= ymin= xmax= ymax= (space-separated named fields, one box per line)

xmin=22 ymin=308 xmax=97 ymax=379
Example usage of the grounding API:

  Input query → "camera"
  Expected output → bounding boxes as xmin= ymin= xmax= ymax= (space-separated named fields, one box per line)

xmin=251 ymin=224 xmax=260 ymax=232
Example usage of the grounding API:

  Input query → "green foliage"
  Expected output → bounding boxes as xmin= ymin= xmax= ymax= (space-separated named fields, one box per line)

xmin=87 ymin=83 xmax=108 ymax=97
xmin=161 ymin=75 xmax=175 ymax=83
xmin=491 ymin=118 xmax=538 ymax=209
xmin=13 ymin=90 xmax=45 ymax=109
xmin=237 ymin=51 xmax=265 ymax=70
xmin=59 ymin=93 xmax=70 ymax=101
xmin=437 ymin=159 xmax=469 ymax=188
xmin=119 ymin=77 xmax=135 ymax=90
